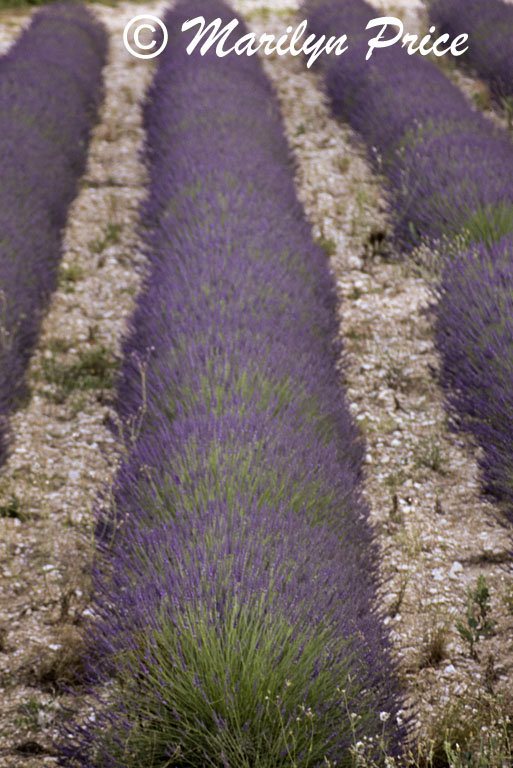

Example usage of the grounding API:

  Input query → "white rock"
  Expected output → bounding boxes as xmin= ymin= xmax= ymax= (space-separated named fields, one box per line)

xmin=449 ymin=561 xmax=463 ymax=579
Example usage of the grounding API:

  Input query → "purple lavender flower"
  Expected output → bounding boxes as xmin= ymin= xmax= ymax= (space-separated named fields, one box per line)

xmin=302 ymin=0 xmax=513 ymax=249
xmin=62 ymin=1 xmax=406 ymax=764
xmin=0 ymin=3 xmax=107 ymax=464
xmin=434 ymin=236 xmax=513 ymax=511
xmin=429 ymin=0 xmax=513 ymax=105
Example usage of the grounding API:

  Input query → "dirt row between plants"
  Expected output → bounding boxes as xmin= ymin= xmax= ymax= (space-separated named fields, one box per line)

xmin=0 ymin=0 xmax=512 ymax=764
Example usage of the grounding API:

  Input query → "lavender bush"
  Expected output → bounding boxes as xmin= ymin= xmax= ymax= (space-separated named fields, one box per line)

xmin=303 ymin=0 xmax=513 ymax=519
xmin=303 ymin=0 xmax=513 ymax=251
xmin=63 ymin=1 xmax=405 ymax=764
xmin=0 ymin=3 xmax=107 ymax=463
xmin=429 ymin=0 xmax=513 ymax=106
xmin=434 ymin=236 xmax=513 ymax=509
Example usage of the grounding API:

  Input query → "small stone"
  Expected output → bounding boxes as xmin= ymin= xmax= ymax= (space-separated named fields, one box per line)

xmin=449 ymin=561 xmax=463 ymax=579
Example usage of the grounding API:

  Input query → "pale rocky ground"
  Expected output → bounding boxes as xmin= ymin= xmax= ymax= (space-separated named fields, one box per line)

xmin=0 ymin=0 xmax=512 ymax=765
xmin=0 ymin=9 xmax=29 ymax=54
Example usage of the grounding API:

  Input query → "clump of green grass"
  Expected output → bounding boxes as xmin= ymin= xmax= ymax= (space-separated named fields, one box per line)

xmin=58 ymin=262 xmax=84 ymax=294
xmin=47 ymin=336 xmax=73 ymax=355
xmin=384 ymin=469 xmax=407 ymax=489
xmin=414 ymin=437 xmax=444 ymax=474
xmin=41 ymin=344 xmax=117 ymax=400
xmin=14 ymin=697 xmax=46 ymax=733
xmin=0 ymin=493 xmax=25 ymax=520
xmin=337 ymin=155 xmax=351 ymax=174
xmin=417 ymin=603 xmax=454 ymax=671
xmin=316 ymin=235 xmax=337 ymax=257
xmin=348 ymin=286 xmax=363 ymax=300
xmin=88 ymin=222 xmax=123 ymax=255
xmin=471 ymin=82 xmax=492 ymax=113
xmin=420 ymin=623 xmax=448 ymax=669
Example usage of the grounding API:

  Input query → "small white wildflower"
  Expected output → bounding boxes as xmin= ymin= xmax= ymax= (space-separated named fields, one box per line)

xmin=380 ymin=711 xmax=390 ymax=723
xmin=285 ymin=679 xmax=291 ymax=688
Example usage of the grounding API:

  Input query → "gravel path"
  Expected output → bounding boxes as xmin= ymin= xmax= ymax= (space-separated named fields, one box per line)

xmin=0 ymin=0 xmax=512 ymax=763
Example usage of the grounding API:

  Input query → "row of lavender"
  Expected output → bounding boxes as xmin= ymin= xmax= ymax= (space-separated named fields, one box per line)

xmin=303 ymin=0 xmax=513 ymax=519
xmin=429 ymin=0 xmax=513 ymax=107
xmin=63 ymin=1 xmax=405 ymax=764
xmin=0 ymin=3 xmax=106 ymax=464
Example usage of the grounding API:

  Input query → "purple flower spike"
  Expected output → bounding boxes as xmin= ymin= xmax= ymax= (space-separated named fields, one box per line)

xmin=430 ymin=0 xmax=513 ymax=106
xmin=61 ymin=1 xmax=407 ymax=765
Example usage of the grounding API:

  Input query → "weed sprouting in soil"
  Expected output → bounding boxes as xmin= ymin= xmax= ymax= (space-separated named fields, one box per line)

xmin=40 ymin=344 xmax=117 ymax=401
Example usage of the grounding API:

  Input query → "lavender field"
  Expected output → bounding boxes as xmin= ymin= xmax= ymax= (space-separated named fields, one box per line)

xmin=0 ymin=0 xmax=512 ymax=766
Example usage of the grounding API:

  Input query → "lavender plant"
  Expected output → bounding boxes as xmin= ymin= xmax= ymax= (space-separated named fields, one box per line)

xmin=303 ymin=0 xmax=513 ymax=251
xmin=434 ymin=236 xmax=513 ymax=508
xmin=62 ymin=1 xmax=405 ymax=764
xmin=429 ymin=0 xmax=513 ymax=108
xmin=303 ymin=0 xmax=513 ymax=519
xmin=0 ymin=3 xmax=107 ymax=464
